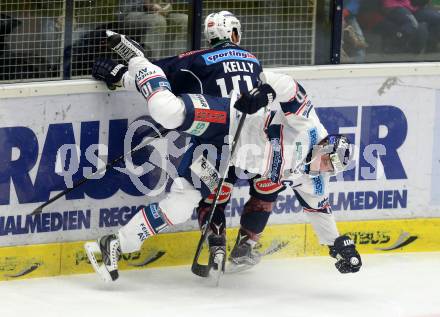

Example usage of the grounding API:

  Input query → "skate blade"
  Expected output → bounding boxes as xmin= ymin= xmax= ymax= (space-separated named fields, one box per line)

xmin=209 ymin=254 xmax=225 ymax=287
xmin=106 ymin=30 xmax=117 ymax=37
xmin=84 ymin=241 xmax=113 ymax=282
xmin=209 ymin=267 xmax=223 ymax=287
xmin=225 ymin=262 xmax=253 ymax=274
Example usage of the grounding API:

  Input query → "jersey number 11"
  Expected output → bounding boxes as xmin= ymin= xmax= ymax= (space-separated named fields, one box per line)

xmin=216 ymin=75 xmax=254 ymax=97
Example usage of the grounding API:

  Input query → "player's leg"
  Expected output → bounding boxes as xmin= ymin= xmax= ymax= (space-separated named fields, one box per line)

xmin=195 ymin=165 xmax=238 ymax=269
xmin=196 ymin=199 xmax=228 ymax=267
xmin=195 ymin=181 xmax=233 ymax=271
xmin=229 ymin=176 xmax=285 ymax=267
xmin=85 ymin=177 xmax=202 ymax=281
xmin=292 ymin=188 xmax=361 ymax=273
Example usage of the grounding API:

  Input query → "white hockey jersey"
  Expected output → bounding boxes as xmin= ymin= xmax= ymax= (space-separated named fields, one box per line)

xmin=233 ymin=71 xmax=332 ymax=211
xmin=230 ymin=71 xmax=339 ymax=244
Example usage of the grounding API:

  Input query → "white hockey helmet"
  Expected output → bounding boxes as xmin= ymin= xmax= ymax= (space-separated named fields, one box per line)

xmin=204 ymin=11 xmax=242 ymax=45
xmin=305 ymin=134 xmax=353 ymax=177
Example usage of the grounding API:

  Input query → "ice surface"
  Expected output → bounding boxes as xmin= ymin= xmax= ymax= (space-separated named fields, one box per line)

xmin=0 ymin=252 xmax=439 ymax=317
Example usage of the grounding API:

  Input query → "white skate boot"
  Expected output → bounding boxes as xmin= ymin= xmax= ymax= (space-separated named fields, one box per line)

xmin=84 ymin=234 xmax=121 ymax=282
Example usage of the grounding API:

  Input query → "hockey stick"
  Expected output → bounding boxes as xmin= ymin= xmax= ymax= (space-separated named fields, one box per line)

xmin=226 ymin=240 xmax=289 ymax=274
xmin=191 ymin=113 xmax=247 ymax=277
xmin=30 ymin=127 xmax=168 ymax=215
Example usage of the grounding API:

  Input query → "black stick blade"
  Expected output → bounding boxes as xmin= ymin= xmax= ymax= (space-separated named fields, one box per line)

xmin=191 ymin=262 xmax=210 ymax=277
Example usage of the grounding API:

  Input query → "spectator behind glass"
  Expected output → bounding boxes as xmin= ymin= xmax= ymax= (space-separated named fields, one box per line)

xmin=383 ymin=0 xmax=440 ymax=53
xmin=342 ymin=0 xmax=368 ymax=63
xmin=2 ymin=13 xmax=62 ymax=80
xmin=118 ymin=0 xmax=188 ymax=59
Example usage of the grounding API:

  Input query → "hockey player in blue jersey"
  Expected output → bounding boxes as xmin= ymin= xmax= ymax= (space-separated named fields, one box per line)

xmin=154 ymin=11 xmax=261 ymax=97
xmin=141 ymin=13 xmax=268 ymax=267
xmin=92 ymin=11 xmax=288 ymax=272
xmin=114 ymin=10 xmax=262 ymax=97
xmin=86 ymin=52 xmax=362 ymax=282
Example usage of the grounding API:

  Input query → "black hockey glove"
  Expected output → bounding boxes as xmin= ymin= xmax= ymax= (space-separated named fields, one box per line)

xmin=234 ymin=83 xmax=276 ymax=114
xmin=329 ymin=235 xmax=362 ymax=274
xmin=92 ymin=58 xmax=127 ymax=90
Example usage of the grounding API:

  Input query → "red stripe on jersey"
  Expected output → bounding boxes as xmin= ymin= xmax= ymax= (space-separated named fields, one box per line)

xmin=263 ymin=113 xmax=273 ymax=177
xmin=295 ymin=98 xmax=309 ymax=115
xmin=161 ymin=211 xmax=173 ymax=226
xmin=304 ymin=204 xmax=331 ymax=213
xmin=254 ymin=178 xmax=284 ymax=194
xmin=263 ymin=113 xmax=275 ymax=177
xmin=204 ymin=183 xmax=233 ymax=204
xmin=194 ymin=108 xmax=227 ymax=123
xmin=138 ymin=74 xmax=163 ymax=86
xmin=141 ymin=208 xmax=155 ymax=235
xmin=280 ymin=125 xmax=285 ymax=179
xmin=264 ymin=113 xmax=272 ymax=128
xmin=263 ymin=141 xmax=273 ymax=178
xmin=287 ymin=81 xmax=299 ymax=102
xmin=178 ymin=49 xmax=208 ymax=58
xmin=147 ymin=89 xmax=161 ymax=101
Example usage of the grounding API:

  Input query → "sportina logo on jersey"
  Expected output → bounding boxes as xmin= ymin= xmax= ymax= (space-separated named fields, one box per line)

xmin=202 ymin=49 xmax=260 ymax=65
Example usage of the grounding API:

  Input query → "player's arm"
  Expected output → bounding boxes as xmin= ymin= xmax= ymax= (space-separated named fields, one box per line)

xmin=92 ymin=32 xmax=201 ymax=92
xmin=261 ymin=71 xmax=319 ymax=133
xmin=233 ymin=70 xmax=312 ymax=123
xmin=128 ymin=57 xmax=184 ymax=129
xmin=92 ymin=54 xmax=200 ymax=92
xmin=127 ymin=56 xmax=229 ymax=141
xmin=292 ymin=187 xmax=362 ymax=274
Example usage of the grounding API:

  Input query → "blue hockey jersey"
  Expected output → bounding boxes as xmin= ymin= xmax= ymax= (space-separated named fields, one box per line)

xmin=154 ymin=42 xmax=263 ymax=97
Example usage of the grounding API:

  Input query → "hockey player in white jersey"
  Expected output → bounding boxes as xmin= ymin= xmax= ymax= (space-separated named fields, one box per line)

xmin=85 ymin=54 xmax=362 ymax=282
xmin=231 ymin=71 xmax=361 ymax=273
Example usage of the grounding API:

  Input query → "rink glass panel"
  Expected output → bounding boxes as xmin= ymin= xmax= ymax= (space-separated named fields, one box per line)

xmin=1 ymin=0 xmax=440 ymax=82
xmin=341 ymin=0 xmax=440 ymax=64
xmin=202 ymin=0 xmax=317 ymax=66
xmin=0 ymin=0 xmax=65 ymax=82
xmin=3 ymin=0 xmax=321 ymax=83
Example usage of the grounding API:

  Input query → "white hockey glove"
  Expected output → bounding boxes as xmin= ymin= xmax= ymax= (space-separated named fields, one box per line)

xmin=329 ymin=235 xmax=362 ymax=274
xmin=92 ymin=58 xmax=127 ymax=90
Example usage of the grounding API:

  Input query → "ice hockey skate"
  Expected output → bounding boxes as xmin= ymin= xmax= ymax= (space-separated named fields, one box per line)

xmin=207 ymin=233 xmax=226 ymax=286
xmin=84 ymin=234 xmax=121 ymax=282
xmin=227 ymin=231 xmax=262 ymax=273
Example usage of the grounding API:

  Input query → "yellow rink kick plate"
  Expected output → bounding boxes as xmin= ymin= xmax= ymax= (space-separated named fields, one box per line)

xmin=0 ymin=218 xmax=439 ymax=281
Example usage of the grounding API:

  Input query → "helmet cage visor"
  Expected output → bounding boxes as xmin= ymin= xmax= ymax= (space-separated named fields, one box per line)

xmin=304 ymin=135 xmax=352 ymax=177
